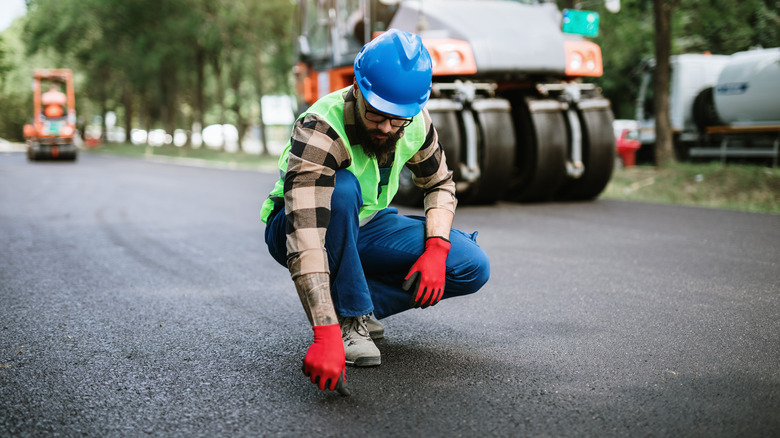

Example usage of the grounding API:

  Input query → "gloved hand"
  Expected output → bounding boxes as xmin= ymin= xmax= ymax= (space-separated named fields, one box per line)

xmin=402 ymin=236 xmax=451 ymax=308
xmin=302 ymin=324 xmax=349 ymax=395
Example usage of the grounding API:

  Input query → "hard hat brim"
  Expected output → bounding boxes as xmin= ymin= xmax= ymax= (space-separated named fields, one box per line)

xmin=357 ymin=81 xmax=429 ymax=118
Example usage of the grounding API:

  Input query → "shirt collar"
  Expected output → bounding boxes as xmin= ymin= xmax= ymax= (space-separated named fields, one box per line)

xmin=343 ymin=86 xmax=360 ymax=146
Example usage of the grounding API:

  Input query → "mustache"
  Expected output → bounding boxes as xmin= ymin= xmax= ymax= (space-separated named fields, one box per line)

xmin=365 ymin=128 xmax=402 ymax=140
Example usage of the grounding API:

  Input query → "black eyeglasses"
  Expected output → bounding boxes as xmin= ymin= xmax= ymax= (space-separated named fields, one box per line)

xmin=362 ymin=99 xmax=414 ymax=128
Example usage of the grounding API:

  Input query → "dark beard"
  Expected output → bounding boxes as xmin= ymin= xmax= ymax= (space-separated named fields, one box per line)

xmin=355 ymin=114 xmax=403 ymax=165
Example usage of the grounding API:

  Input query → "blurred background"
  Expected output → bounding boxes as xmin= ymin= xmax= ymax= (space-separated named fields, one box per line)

xmin=0 ymin=0 xmax=778 ymax=157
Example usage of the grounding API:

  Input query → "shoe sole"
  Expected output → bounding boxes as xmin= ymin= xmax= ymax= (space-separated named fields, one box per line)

xmin=369 ymin=330 xmax=384 ymax=340
xmin=346 ymin=356 xmax=381 ymax=367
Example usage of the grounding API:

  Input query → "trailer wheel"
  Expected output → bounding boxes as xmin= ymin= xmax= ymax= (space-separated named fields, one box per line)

xmin=506 ymin=97 xmax=568 ymax=202
xmin=692 ymin=87 xmax=722 ymax=132
xmin=556 ymin=97 xmax=615 ymax=201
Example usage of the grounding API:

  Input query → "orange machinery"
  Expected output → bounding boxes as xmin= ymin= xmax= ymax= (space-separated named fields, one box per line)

xmin=23 ymin=69 xmax=78 ymax=161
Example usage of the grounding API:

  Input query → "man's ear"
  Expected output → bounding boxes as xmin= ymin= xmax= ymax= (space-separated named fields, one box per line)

xmin=353 ymin=80 xmax=360 ymax=98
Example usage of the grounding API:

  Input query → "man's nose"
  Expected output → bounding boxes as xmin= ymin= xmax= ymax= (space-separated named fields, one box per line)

xmin=377 ymin=118 xmax=394 ymax=133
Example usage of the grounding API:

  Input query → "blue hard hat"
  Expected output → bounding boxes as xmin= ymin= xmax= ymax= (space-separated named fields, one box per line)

xmin=354 ymin=28 xmax=432 ymax=118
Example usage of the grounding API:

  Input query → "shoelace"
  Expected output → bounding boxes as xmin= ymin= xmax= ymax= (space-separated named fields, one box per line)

xmin=342 ymin=316 xmax=370 ymax=339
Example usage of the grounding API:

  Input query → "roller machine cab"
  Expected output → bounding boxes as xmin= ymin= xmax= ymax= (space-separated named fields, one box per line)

xmin=295 ymin=0 xmax=615 ymax=204
xmin=23 ymin=69 xmax=78 ymax=161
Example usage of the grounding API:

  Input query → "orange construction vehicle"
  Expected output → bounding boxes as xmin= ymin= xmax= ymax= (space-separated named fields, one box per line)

xmin=23 ymin=69 xmax=78 ymax=161
xmin=293 ymin=0 xmax=619 ymax=204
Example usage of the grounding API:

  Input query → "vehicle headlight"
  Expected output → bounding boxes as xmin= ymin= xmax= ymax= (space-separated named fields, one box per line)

xmin=569 ymin=52 xmax=583 ymax=71
xmin=564 ymin=40 xmax=603 ymax=77
xmin=423 ymin=38 xmax=477 ymax=76
xmin=60 ymin=125 xmax=75 ymax=137
xmin=444 ymin=51 xmax=463 ymax=68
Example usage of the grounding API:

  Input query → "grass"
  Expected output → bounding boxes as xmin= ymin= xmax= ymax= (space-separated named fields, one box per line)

xmin=86 ymin=142 xmax=280 ymax=170
xmin=85 ymin=142 xmax=780 ymax=215
xmin=604 ymin=162 xmax=780 ymax=214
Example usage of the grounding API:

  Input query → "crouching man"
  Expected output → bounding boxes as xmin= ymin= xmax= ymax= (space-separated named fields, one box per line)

xmin=261 ymin=29 xmax=490 ymax=394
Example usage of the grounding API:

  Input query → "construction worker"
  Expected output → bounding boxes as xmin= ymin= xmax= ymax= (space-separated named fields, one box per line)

xmin=261 ymin=29 xmax=490 ymax=394
xmin=41 ymin=83 xmax=66 ymax=118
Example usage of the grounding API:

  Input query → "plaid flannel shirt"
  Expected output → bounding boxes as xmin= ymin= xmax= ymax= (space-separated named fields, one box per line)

xmin=282 ymin=86 xmax=456 ymax=279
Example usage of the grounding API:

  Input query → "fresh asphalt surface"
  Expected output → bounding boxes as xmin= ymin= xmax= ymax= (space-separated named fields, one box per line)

xmin=1 ymin=151 xmax=778 ymax=437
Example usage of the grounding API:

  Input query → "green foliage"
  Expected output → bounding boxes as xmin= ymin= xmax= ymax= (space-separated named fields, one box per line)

xmin=677 ymin=0 xmax=780 ymax=54
xmin=0 ymin=36 xmax=11 ymax=83
xmin=0 ymin=91 xmax=29 ymax=142
xmin=0 ymin=0 xmax=777 ymax=142
xmin=0 ymin=19 xmax=37 ymax=141
xmin=593 ymin=0 xmax=656 ymax=119
xmin=586 ymin=0 xmax=780 ymax=120
xmin=1 ymin=0 xmax=295 ymax=144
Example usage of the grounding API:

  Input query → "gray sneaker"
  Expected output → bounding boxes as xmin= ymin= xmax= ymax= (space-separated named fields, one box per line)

xmin=365 ymin=313 xmax=384 ymax=340
xmin=339 ymin=315 xmax=381 ymax=367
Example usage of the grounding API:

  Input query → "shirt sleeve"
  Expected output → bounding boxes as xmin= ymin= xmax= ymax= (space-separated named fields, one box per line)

xmin=283 ymin=114 xmax=351 ymax=279
xmin=405 ymin=108 xmax=458 ymax=214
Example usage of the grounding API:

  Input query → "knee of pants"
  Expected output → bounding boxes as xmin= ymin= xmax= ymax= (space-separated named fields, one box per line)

xmin=448 ymin=235 xmax=491 ymax=295
xmin=330 ymin=169 xmax=362 ymax=216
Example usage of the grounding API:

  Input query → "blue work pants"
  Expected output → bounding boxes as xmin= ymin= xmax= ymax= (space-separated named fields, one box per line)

xmin=265 ymin=170 xmax=490 ymax=319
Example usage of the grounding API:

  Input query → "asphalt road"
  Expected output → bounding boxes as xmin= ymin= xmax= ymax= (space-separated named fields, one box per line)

xmin=1 ymin=152 xmax=778 ymax=437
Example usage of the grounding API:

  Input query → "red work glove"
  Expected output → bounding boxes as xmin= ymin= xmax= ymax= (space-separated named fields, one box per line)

xmin=302 ymin=324 xmax=349 ymax=395
xmin=402 ymin=236 xmax=451 ymax=308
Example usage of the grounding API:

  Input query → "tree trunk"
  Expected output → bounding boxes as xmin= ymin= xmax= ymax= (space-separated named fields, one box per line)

xmin=123 ymin=86 xmax=133 ymax=144
xmin=653 ymin=0 xmax=677 ymax=167
xmin=254 ymin=53 xmax=269 ymax=156
xmin=212 ymin=58 xmax=226 ymax=150
xmin=160 ymin=63 xmax=178 ymax=141
xmin=194 ymin=46 xmax=206 ymax=147
xmin=229 ymin=59 xmax=245 ymax=152
xmin=101 ymin=98 xmax=108 ymax=143
xmin=97 ymin=67 xmax=109 ymax=142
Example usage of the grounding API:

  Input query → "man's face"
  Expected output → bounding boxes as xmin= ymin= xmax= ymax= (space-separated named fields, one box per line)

xmin=355 ymin=90 xmax=412 ymax=162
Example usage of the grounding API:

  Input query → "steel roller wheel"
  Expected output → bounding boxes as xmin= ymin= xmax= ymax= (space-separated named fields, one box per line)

xmin=458 ymin=98 xmax=515 ymax=204
xmin=393 ymin=99 xmax=461 ymax=208
xmin=556 ymin=97 xmax=615 ymax=201
xmin=506 ymin=96 xmax=569 ymax=202
xmin=27 ymin=141 xmax=39 ymax=161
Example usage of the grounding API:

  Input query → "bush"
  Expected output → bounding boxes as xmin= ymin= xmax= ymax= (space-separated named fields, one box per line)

xmin=0 ymin=91 xmax=30 ymax=141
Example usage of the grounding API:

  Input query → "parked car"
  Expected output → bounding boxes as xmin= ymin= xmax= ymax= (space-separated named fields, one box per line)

xmin=613 ymin=119 xmax=641 ymax=167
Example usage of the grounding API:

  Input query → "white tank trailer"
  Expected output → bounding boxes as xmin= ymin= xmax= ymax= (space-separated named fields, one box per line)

xmin=713 ymin=48 xmax=780 ymax=126
xmin=637 ymin=47 xmax=780 ymax=164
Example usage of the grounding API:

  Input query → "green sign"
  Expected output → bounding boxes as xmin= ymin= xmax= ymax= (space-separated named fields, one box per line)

xmin=562 ymin=9 xmax=600 ymax=38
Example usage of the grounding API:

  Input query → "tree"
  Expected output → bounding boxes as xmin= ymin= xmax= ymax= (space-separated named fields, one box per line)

xmin=652 ymin=0 xmax=680 ymax=167
xmin=678 ymin=0 xmax=780 ymax=54
xmin=244 ymin=0 xmax=295 ymax=155
xmin=593 ymin=0 xmax=655 ymax=119
xmin=0 ymin=28 xmax=30 ymax=142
